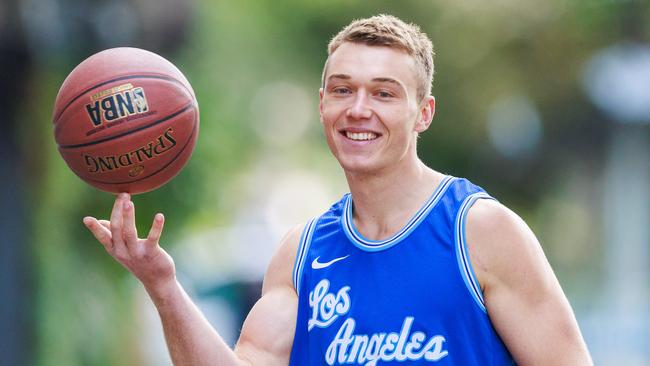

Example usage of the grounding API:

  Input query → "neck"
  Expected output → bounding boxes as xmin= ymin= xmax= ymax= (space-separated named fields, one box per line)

xmin=344 ymin=157 xmax=445 ymax=241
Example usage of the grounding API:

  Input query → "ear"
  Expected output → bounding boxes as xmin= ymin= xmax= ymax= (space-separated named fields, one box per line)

xmin=319 ymin=88 xmax=325 ymax=124
xmin=414 ymin=96 xmax=435 ymax=133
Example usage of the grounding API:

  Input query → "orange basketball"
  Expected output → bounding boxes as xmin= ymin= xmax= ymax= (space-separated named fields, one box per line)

xmin=52 ymin=47 xmax=199 ymax=194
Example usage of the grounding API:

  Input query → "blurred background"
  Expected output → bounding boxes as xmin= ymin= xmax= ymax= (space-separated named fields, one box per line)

xmin=1 ymin=0 xmax=649 ymax=365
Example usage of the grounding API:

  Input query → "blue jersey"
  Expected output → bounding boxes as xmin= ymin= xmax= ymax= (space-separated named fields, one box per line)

xmin=289 ymin=176 xmax=515 ymax=365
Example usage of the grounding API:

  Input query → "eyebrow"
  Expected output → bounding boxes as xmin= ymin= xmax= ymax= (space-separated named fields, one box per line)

xmin=327 ymin=74 xmax=351 ymax=82
xmin=326 ymin=74 xmax=406 ymax=92
xmin=372 ymin=77 xmax=398 ymax=84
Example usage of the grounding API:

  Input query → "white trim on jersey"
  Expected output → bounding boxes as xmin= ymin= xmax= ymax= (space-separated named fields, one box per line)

xmin=292 ymin=217 xmax=318 ymax=295
xmin=342 ymin=175 xmax=455 ymax=252
xmin=455 ymin=192 xmax=495 ymax=313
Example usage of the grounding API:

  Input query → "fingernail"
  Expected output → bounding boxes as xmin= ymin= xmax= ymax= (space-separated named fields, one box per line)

xmin=124 ymin=201 xmax=133 ymax=210
xmin=82 ymin=217 xmax=91 ymax=226
xmin=156 ymin=213 xmax=164 ymax=221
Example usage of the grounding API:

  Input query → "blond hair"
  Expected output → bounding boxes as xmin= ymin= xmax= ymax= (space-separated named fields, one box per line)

xmin=324 ymin=14 xmax=435 ymax=101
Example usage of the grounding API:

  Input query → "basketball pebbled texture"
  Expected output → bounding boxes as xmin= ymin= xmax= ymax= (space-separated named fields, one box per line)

xmin=53 ymin=47 xmax=199 ymax=194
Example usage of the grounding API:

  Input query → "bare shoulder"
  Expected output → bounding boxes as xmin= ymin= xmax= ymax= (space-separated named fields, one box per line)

xmin=464 ymin=200 xmax=593 ymax=364
xmin=464 ymin=199 xmax=550 ymax=292
xmin=261 ymin=223 xmax=305 ymax=294
xmin=465 ymin=198 xmax=532 ymax=247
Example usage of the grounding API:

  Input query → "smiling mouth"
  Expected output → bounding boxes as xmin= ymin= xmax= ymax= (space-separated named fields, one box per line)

xmin=343 ymin=131 xmax=379 ymax=141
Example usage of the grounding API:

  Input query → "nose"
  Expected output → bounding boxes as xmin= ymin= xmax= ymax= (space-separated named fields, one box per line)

xmin=346 ymin=90 xmax=372 ymax=120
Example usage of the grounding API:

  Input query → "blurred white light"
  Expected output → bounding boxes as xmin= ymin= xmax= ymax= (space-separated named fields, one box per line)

xmin=583 ymin=43 xmax=650 ymax=124
xmin=264 ymin=170 xmax=334 ymax=238
xmin=486 ymin=94 xmax=543 ymax=159
xmin=249 ymin=81 xmax=314 ymax=147
xmin=173 ymin=166 xmax=340 ymax=285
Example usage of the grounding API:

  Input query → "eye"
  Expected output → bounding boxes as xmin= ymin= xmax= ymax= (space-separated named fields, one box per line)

xmin=376 ymin=90 xmax=394 ymax=98
xmin=331 ymin=86 xmax=352 ymax=95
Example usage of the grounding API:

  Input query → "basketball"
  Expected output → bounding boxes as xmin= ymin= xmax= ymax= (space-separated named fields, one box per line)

xmin=52 ymin=47 xmax=199 ymax=194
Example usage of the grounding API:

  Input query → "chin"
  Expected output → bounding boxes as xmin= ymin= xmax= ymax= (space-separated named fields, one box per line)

xmin=337 ymin=157 xmax=384 ymax=176
xmin=328 ymin=145 xmax=386 ymax=175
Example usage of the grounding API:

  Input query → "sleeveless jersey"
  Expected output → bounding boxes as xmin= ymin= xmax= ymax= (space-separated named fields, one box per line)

xmin=289 ymin=176 xmax=515 ymax=365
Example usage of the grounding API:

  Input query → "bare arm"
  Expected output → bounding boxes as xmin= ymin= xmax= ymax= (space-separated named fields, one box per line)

xmin=83 ymin=193 xmax=300 ymax=365
xmin=466 ymin=199 xmax=592 ymax=366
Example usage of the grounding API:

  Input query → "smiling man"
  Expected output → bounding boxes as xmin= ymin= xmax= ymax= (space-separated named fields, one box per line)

xmin=84 ymin=14 xmax=593 ymax=365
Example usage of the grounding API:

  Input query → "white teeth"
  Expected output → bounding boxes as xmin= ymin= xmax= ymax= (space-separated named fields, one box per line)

xmin=346 ymin=131 xmax=378 ymax=141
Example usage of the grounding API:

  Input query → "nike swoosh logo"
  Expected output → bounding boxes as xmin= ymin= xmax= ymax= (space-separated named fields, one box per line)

xmin=311 ymin=255 xmax=350 ymax=269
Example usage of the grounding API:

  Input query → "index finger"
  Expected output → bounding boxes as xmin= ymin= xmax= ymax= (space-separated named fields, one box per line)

xmin=83 ymin=216 xmax=113 ymax=248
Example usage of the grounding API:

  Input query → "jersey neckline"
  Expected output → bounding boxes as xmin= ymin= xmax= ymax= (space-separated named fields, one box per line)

xmin=342 ymin=175 xmax=455 ymax=252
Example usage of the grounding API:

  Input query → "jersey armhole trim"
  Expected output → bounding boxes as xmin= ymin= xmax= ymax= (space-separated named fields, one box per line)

xmin=454 ymin=192 xmax=495 ymax=313
xmin=292 ymin=217 xmax=318 ymax=295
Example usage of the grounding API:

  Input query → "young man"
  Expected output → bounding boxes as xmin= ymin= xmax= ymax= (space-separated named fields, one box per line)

xmin=84 ymin=14 xmax=593 ymax=365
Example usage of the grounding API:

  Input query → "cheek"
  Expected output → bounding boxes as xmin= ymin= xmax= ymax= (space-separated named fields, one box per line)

xmin=320 ymin=102 xmax=337 ymax=124
xmin=383 ymin=109 xmax=416 ymax=134
xmin=320 ymin=111 xmax=339 ymax=143
xmin=321 ymin=113 xmax=337 ymax=136
xmin=321 ymin=107 xmax=346 ymax=139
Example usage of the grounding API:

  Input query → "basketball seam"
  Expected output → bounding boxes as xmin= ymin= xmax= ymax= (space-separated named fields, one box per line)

xmin=57 ymin=102 xmax=195 ymax=149
xmin=78 ymin=109 xmax=198 ymax=186
xmin=53 ymin=74 xmax=190 ymax=124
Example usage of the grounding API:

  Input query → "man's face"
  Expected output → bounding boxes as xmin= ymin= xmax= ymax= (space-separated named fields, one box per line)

xmin=319 ymin=42 xmax=434 ymax=175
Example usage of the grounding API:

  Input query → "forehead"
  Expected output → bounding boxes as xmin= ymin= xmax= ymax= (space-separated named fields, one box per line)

xmin=325 ymin=42 xmax=418 ymax=89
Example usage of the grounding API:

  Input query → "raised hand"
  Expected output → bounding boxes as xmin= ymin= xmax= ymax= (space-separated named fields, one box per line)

xmin=83 ymin=193 xmax=176 ymax=294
